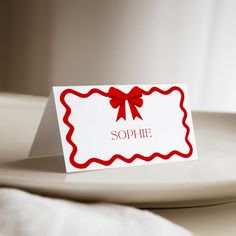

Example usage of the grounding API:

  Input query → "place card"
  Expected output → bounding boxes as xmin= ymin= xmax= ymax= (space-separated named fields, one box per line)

xmin=29 ymin=84 xmax=198 ymax=172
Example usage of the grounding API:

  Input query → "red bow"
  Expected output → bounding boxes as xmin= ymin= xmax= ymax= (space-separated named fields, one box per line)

xmin=108 ymin=87 xmax=143 ymax=121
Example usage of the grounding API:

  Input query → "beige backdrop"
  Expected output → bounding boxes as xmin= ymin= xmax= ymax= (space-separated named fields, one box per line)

xmin=0 ymin=0 xmax=50 ymax=96
xmin=0 ymin=0 xmax=236 ymax=112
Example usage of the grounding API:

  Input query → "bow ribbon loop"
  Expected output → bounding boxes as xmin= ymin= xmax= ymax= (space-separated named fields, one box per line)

xmin=109 ymin=87 xmax=143 ymax=121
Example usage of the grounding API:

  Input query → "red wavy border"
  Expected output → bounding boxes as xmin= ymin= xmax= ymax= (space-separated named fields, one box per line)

xmin=60 ymin=86 xmax=193 ymax=169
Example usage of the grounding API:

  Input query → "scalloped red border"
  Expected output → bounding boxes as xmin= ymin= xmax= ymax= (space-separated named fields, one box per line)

xmin=60 ymin=86 xmax=193 ymax=169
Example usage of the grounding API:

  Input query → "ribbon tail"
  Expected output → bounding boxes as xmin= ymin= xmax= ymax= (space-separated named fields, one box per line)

xmin=116 ymin=102 xmax=126 ymax=121
xmin=128 ymin=102 xmax=143 ymax=120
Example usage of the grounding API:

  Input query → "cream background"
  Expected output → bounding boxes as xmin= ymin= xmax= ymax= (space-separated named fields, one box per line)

xmin=0 ymin=0 xmax=236 ymax=112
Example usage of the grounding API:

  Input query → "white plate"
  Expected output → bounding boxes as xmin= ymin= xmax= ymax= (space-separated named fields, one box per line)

xmin=0 ymin=93 xmax=236 ymax=208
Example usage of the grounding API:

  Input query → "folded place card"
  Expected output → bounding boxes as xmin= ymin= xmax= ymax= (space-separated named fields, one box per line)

xmin=29 ymin=84 xmax=198 ymax=173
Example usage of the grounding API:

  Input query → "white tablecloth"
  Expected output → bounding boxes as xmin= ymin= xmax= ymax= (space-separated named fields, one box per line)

xmin=0 ymin=188 xmax=191 ymax=236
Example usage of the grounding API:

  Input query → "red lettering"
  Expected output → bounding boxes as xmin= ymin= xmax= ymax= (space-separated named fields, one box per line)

xmin=111 ymin=128 xmax=152 ymax=140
